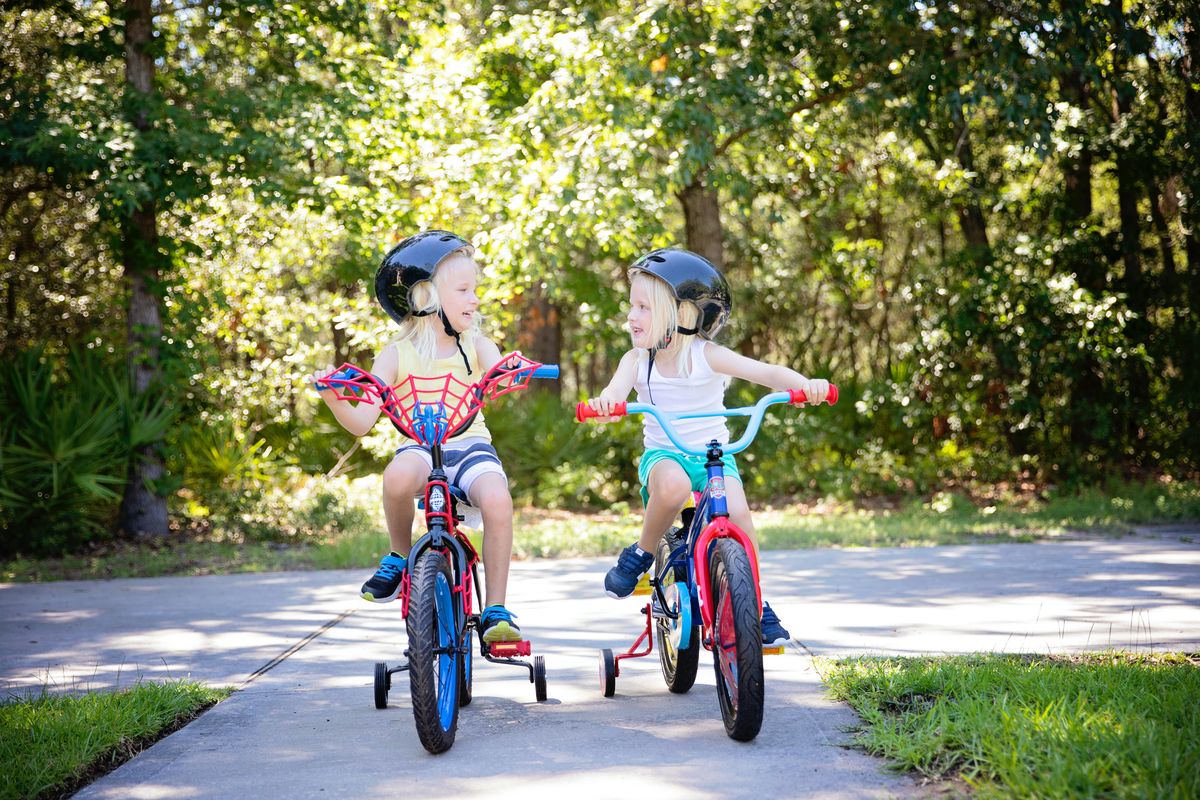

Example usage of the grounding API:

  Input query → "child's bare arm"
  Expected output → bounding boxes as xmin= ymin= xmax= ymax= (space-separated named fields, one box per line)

xmin=475 ymin=335 xmax=504 ymax=371
xmin=705 ymin=343 xmax=830 ymax=404
xmin=310 ymin=344 xmax=397 ymax=436
xmin=586 ymin=349 xmax=639 ymax=419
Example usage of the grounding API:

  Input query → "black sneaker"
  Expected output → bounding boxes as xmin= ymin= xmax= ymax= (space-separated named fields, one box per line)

xmin=604 ymin=543 xmax=655 ymax=599
xmin=360 ymin=552 xmax=406 ymax=603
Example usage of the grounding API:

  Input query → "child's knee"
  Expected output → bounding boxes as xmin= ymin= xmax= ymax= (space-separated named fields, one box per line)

xmin=382 ymin=459 xmax=423 ymax=497
xmin=471 ymin=476 xmax=512 ymax=512
xmin=651 ymin=471 xmax=691 ymax=505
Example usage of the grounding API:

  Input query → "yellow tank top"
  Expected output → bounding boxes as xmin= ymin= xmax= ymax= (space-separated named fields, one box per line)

xmin=391 ymin=336 xmax=492 ymax=442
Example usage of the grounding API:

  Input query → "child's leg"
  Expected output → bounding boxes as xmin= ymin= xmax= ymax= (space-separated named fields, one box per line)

xmin=722 ymin=477 xmax=758 ymax=554
xmin=467 ymin=472 xmax=513 ymax=608
xmin=724 ymin=477 xmax=790 ymax=643
xmin=361 ymin=452 xmax=429 ymax=603
xmin=639 ymin=459 xmax=692 ymax=551
xmin=381 ymin=452 xmax=430 ymax=555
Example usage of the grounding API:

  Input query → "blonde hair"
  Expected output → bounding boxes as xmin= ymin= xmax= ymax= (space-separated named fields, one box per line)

xmin=393 ymin=249 xmax=482 ymax=364
xmin=630 ymin=270 xmax=701 ymax=378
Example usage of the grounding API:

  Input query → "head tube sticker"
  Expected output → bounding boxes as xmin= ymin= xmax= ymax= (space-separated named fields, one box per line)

xmin=709 ymin=476 xmax=726 ymax=499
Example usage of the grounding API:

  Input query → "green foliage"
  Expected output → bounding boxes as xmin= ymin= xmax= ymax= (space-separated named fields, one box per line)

xmin=4 ymin=0 xmax=1199 ymax=558
xmin=0 ymin=680 xmax=230 ymax=800
xmin=822 ymin=653 xmax=1200 ymax=798
xmin=0 ymin=348 xmax=174 ymax=557
xmin=488 ymin=391 xmax=641 ymax=507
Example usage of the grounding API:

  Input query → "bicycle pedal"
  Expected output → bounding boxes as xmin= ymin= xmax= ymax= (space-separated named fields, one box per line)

xmin=488 ymin=640 xmax=531 ymax=657
xmin=631 ymin=573 xmax=652 ymax=596
xmin=762 ymin=644 xmax=786 ymax=656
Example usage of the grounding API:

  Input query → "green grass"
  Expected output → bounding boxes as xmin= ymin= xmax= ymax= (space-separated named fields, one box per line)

xmin=757 ymin=479 xmax=1200 ymax=549
xmin=3 ymin=480 xmax=1197 ymax=582
xmin=0 ymin=680 xmax=231 ymax=800
xmin=820 ymin=652 xmax=1200 ymax=799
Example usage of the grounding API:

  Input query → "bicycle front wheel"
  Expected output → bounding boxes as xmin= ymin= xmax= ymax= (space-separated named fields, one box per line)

xmin=407 ymin=549 xmax=461 ymax=753
xmin=709 ymin=538 xmax=764 ymax=741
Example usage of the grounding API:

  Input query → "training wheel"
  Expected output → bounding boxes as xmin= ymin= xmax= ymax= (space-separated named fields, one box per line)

xmin=374 ymin=662 xmax=389 ymax=709
xmin=534 ymin=655 xmax=547 ymax=702
xmin=599 ymin=648 xmax=616 ymax=698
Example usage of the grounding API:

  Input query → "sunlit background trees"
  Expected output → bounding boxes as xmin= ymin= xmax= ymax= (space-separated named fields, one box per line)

xmin=3 ymin=0 xmax=1197 ymax=556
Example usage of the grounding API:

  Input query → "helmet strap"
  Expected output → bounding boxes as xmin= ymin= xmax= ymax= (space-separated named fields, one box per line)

xmin=438 ymin=309 xmax=473 ymax=375
xmin=646 ymin=349 xmax=656 ymax=404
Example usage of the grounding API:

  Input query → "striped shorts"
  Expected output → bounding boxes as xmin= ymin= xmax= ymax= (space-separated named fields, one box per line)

xmin=393 ymin=436 xmax=507 ymax=500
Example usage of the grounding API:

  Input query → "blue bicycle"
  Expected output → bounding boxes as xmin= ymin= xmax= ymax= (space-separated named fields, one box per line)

xmin=319 ymin=353 xmax=558 ymax=753
xmin=577 ymin=385 xmax=838 ymax=741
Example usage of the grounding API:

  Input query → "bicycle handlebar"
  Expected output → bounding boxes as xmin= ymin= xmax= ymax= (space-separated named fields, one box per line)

xmin=314 ymin=353 xmax=558 ymax=445
xmin=574 ymin=383 xmax=838 ymax=456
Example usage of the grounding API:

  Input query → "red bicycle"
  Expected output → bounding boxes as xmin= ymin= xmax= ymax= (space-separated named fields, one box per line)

xmin=577 ymin=385 xmax=837 ymax=740
xmin=317 ymin=353 xmax=558 ymax=753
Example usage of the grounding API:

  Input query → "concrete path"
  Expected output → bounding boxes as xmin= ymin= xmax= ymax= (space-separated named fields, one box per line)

xmin=2 ymin=527 xmax=1198 ymax=799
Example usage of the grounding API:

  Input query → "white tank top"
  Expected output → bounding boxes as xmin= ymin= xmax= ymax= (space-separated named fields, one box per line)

xmin=633 ymin=340 xmax=729 ymax=452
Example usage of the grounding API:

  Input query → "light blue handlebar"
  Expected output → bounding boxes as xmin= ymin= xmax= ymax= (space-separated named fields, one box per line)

xmin=624 ymin=391 xmax=793 ymax=456
xmin=531 ymin=365 xmax=559 ymax=379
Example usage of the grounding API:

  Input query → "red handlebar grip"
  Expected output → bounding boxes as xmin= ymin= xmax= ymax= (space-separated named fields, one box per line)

xmin=575 ymin=401 xmax=627 ymax=421
xmin=789 ymin=385 xmax=839 ymax=406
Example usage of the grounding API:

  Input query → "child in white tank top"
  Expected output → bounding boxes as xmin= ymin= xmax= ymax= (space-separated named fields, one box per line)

xmin=585 ymin=248 xmax=831 ymax=646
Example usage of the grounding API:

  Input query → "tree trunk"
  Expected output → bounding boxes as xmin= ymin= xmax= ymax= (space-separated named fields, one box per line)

xmin=950 ymin=110 xmax=990 ymax=254
xmin=1109 ymin=0 xmax=1148 ymax=455
xmin=1060 ymin=65 xmax=1106 ymax=463
xmin=1181 ymin=18 xmax=1200 ymax=459
xmin=514 ymin=284 xmax=562 ymax=394
xmin=1184 ymin=19 xmax=1200 ymax=304
xmin=1061 ymin=68 xmax=1094 ymax=232
xmin=678 ymin=180 xmax=725 ymax=270
xmin=117 ymin=0 xmax=169 ymax=537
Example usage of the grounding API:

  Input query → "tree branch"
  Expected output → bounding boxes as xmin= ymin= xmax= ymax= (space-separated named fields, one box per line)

xmin=713 ymin=74 xmax=878 ymax=160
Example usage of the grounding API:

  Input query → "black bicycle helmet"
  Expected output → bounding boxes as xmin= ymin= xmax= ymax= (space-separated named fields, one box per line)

xmin=375 ymin=230 xmax=474 ymax=324
xmin=629 ymin=248 xmax=731 ymax=341
xmin=374 ymin=230 xmax=477 ymax=374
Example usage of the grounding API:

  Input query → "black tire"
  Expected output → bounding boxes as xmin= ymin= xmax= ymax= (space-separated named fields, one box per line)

xmin=599 ymin=648 xmax=616 ymax=697
xmin=655 ymin=527 xmax=700 ymax=694
xmin=709 ymin=539 xmax=765 ymax=741
xmin=534 ymin=655 xmax=547 ymax=702
xmin=407 ymin=550 xmax=461 ymax=754
xmin=458 ymin=625 xmax=473 ymax=707
xmin=374 ymin=662 xmax=389 ymax=709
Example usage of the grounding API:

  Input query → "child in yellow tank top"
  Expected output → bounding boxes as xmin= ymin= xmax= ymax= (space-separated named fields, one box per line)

xmin=311 ymin=231 xmax=521 ymax=644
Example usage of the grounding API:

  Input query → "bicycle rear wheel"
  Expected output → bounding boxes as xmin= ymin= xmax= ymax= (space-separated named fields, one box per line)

xmin=709 ymin=538 xmax=764 ymax=741
xmin=407 ymin=549 xmax=461 ymax=753
xmin=655 ymin=527 xmax=699 ymax=693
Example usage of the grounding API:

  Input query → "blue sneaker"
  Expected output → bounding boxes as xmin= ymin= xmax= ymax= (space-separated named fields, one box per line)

xmin=605 ymin=543 xmax=655 ymax=599
xmin=480 ymin=605 xmax=521 ymax=643
xmin=761 ymin=602 xmax=791 ymax=646
xmin=360 ymin=552 xmax=406 ymax=603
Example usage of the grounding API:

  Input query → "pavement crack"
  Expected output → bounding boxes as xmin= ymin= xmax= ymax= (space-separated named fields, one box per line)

xmin=241 ymin=608 xmax=357 ymax=687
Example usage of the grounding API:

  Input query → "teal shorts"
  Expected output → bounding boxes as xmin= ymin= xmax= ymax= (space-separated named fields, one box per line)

xmin=637 ymin=448 xmax=741 ymax=506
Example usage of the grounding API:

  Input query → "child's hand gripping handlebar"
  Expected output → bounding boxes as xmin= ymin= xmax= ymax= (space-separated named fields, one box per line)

xmin=574 ymin=383 xmax=838 ymax=456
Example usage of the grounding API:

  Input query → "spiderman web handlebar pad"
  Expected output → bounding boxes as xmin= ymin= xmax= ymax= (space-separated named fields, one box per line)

xmin=313 ymin=366 xmax=376 ymax=392
xmin=314 ymin=354 xmax=557 ymax=445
